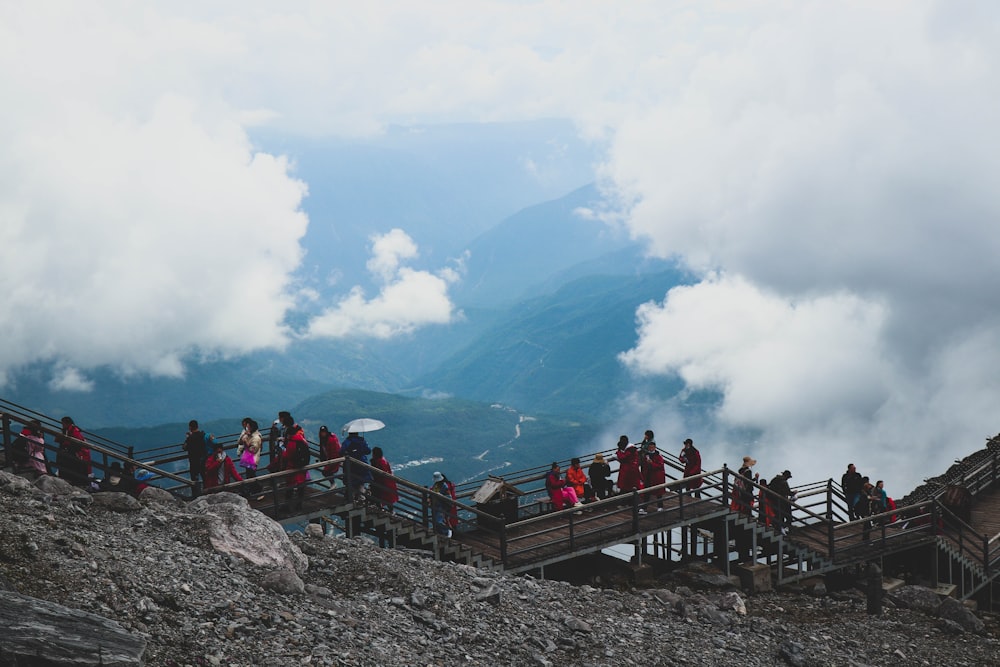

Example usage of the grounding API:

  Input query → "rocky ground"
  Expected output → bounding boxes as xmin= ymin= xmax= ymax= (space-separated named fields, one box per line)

xmin=1 ymin=469 xmax=998 ymax=667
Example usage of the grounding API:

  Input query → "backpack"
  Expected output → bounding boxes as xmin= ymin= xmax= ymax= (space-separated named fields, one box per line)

xmin=10 ymin=436 xmax=30 ymax=465
xmin=291 ymin=440 xmax=310 ymax=468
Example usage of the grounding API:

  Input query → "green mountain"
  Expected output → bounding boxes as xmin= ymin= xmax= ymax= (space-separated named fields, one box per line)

xmin=93 ymin=388 xmax=598 ymax=486
xmin=414 ymin=269 xmax=690 ymax=419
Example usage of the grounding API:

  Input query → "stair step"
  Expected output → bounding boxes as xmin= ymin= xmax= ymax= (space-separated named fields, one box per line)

xmin=933 ymin=583 xmax=957 ymax=598
xmin=882 ymin=577 xmax=906 ymax=593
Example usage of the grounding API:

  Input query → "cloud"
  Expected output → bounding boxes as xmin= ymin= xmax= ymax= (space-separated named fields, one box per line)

xmin=5 ymin=0 xmax=1000 ymax=493
xmin=607 ymin=3 xmax=1000 ymax=491
xmin=305 ymin=229 xmax=460 ymax=339
xmin=0 ymin=92 xmax=307 ymax=383
xmin=49 ymin=367 xmax=95 ymax=393
xmin=621 ymin=274 xmax=890 ymax=429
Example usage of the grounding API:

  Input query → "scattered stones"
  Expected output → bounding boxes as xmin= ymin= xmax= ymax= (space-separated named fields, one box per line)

xmin=0 ymin=468 xmax=997 ymax=666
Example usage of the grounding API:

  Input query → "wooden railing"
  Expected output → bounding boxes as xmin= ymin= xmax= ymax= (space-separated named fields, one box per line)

xmin=5 ymin=399 xmax=1000 ymax=580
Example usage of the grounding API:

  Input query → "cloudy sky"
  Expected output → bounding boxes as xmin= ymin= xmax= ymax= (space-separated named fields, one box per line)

xmin=2 ymin=1 xmax=998 ymax=490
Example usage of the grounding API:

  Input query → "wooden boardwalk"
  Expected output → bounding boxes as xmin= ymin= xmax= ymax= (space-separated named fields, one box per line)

xmin=2 ymin=399 xmax=998 ymax=604
xmin=242 ymin=457 xmax=1000 ymax=603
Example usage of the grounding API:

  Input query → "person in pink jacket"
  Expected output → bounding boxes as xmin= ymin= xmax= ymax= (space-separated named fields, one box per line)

xmin=545 ymin=462 xmax=582 ymax=511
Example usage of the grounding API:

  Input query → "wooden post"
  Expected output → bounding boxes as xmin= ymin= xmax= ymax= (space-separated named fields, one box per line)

xmin=866 ymin=562 xmax=882 ymax=615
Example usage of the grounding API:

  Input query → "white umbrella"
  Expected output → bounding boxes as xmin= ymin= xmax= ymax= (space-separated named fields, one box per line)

xmin=342 ymin=418 xmax=386 ymax=434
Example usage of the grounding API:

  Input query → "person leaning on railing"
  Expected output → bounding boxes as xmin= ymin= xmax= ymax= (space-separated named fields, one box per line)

xmin=55 ymin=416 xmax=90 ymax=487
xmin=430 ymin=471 xmax=458 ymax=538
xmin=236 ymin=418 xmax=262 ymax=497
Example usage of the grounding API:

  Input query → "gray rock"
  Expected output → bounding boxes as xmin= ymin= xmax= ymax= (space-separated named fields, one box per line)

xmin=187 ymin=492 xmax=308 ymax=573
xmin=934 ymin=617 xmax=967 ymax=635
xmin=0 ymin=470 xmax=37 ymax=495
xmin=475 ymin=583 xmax=501 ymax=605
xmin=90 ymin=491 xmax=142 ymax=513
xmin=33 ymin=474 xmax=82 ymax=497
xmin=779 ymin=640 xmax=806 ymax=667
xmin=937 ymin=597 xmax=985 ymax=634
xmin=261 ymin=569 xmax=305 ymax=595
xmin=139 ymin=485 xmax=180 ymax=507
xmin=716 ymin=591 xmax=747 ymax=616
xmin=0 ymin=590 xmax=146 ymax=666
xmin=888 ymin=585 xmax=942 ymax=613
xmin=651 ymin=588 xmax=683 ymax=610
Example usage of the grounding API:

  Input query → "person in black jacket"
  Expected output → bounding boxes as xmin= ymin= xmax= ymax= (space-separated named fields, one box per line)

xmin=841 ymin=463 xmax=864 ymax=521
xmin=588 ymin=453 xmax=613 ymax=499
xmin=769 ymin=470 xmax=794 ymax=534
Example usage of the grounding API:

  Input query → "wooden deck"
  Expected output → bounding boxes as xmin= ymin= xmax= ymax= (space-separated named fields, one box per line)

xmin=235 ymin=465 xmax=1000 ymax=592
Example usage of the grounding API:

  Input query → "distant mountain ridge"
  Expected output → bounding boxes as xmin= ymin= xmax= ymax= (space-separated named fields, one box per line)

xmin=416 ymin=268 xmax=690 ymax=419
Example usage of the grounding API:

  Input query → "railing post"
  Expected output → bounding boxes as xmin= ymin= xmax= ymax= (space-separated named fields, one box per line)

xmin=827 ymin=479 xmax=835 ymax=557
xmin=722 ymin=464 xmax=729 ymax=506
xmin=631 ymin=491 xmax=640 ymax=533
xmin=421 ymin=487 xmax=430 ymax=531
xmin=0 ymin=413 xmax=10 ymax=462
xmin=500 ymin=524 xmax=508 ymax=567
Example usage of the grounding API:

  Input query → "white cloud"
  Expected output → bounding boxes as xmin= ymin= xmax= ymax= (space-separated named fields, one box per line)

xmin=607 ymin=2 xmax=1000 ymax=491
xmin=621 ymin=274 xmax=890 ymax=429
xmin=367 ymin=228 xmax=419 ymax=283
xmin=49 ymin=366 xmax=95 ymax=393
xmin=305 ymin=229 xmax=460 ymax=339
xmin=4 ymin=0 xmax=1000 ymax=493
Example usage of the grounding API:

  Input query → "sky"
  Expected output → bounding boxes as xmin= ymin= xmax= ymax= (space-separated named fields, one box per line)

xmin=2 ymin=1 xmax=999 ymax=492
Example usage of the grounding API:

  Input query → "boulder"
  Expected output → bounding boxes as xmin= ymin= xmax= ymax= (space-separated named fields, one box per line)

xmin=888 ymin=585 xmax=941 ymax=613
xmin=187 ymin=492 xmax=308 ymax=573
xmin=0 ymin=590 xmax=146 ymax=666
xmin=90 ymin=491 xmax=142 ymax=513
xmin=33 ymin=474 xmax=83 ymax=497
xmin=139 ymin=485 xmax=181 ymax=507
xmin=937 ymin=597 xmax=985 ymax=634
xmin=0 ymin=470 xmax=36 ymax=496
xmin=261 ymin=569 xmax=305 ymax=595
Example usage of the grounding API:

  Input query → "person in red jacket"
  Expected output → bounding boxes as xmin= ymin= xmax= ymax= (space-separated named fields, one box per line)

xmin=318 ymin=425 xmax=342 ymax=480
xmin=280 ymin=418 xmax=310 ymax=511
xmin=639 ymin=433 xmax=666 ymax=512
xmin=56 ymin=416 xmax=90 ymax=487
xmin=679 ymin=438 xmax=703 ymax=497
xmin=203 ymin=444 xmax=243 ymax=491
xmin=370 ymin=447 xmax=399 ymax=513
xmin=614 ymin=436 xmax=642 ymax=495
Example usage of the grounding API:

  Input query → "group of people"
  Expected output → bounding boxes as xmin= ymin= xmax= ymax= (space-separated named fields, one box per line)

xmin=730 ymin=457 xmax=796 ymax=535
xmin=541 ymin=431 xmax=705 ymax=514
xmin=182 ymin=412 xmax=401 ymax=514
xmin=841 ymin=463 xmax=895 ymax=528
xmin=8 ymin=416 xmax=93 ymax=486
xmin=539 ymin=432 xmax=812 ymax=542
xmin=7 ymin=415 xmax=155 ymax=498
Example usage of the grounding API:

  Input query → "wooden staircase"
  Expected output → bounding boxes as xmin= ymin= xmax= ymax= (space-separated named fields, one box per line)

xmin=279 ymin=497 xmax=502 ymax=572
